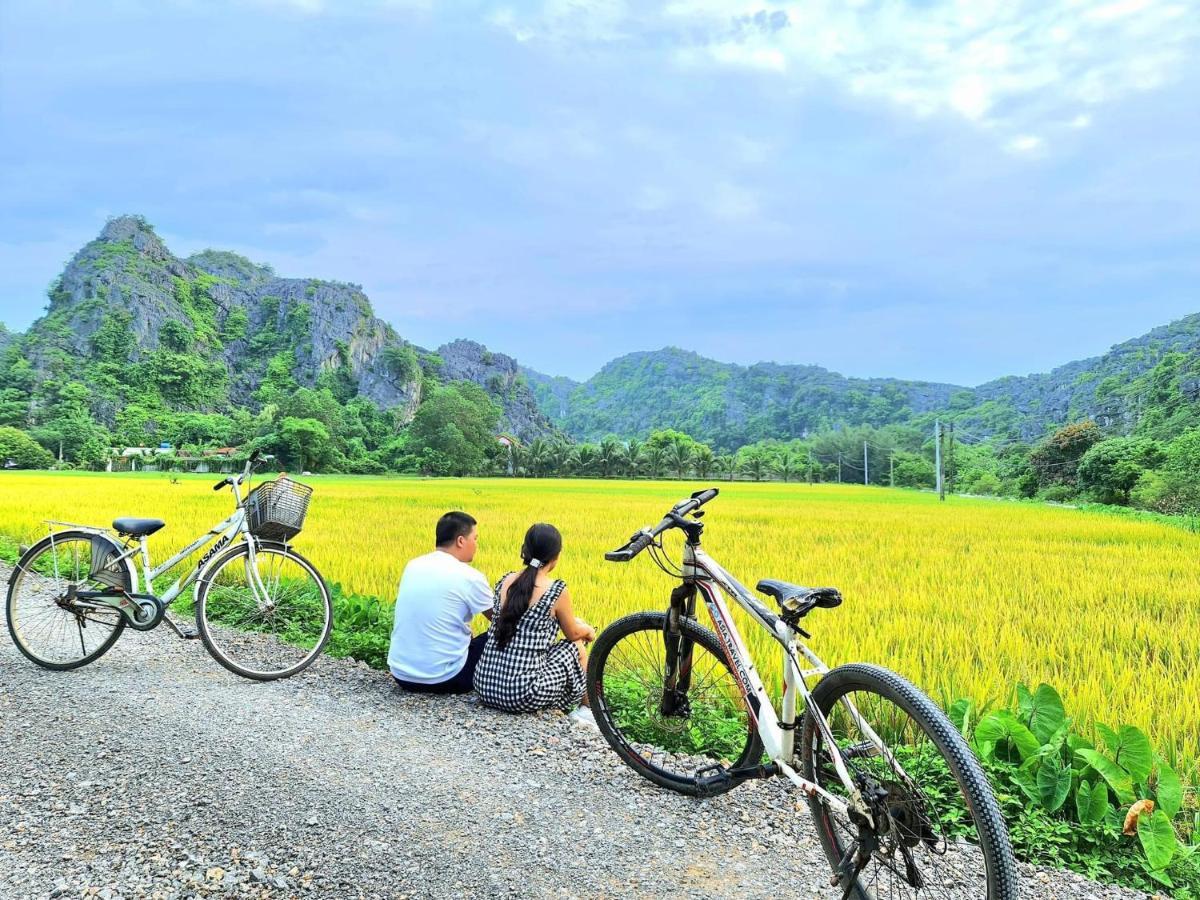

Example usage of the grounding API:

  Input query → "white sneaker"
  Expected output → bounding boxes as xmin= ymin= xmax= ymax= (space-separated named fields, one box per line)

xmin=567 ymin=705 xmax=599 ymax=731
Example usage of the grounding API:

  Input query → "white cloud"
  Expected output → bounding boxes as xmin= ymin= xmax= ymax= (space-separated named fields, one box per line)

xmin=1006 ymin=134 xmax=1043 ymax=154
xmin=490 ymin=1 xmax=1200 ymax=149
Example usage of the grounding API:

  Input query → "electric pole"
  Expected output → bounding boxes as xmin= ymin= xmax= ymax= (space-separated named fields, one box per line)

xmin=935 ymin=419 xmax=944 ymax=501
xmin=863 ymin=441 xmax=869 ymax=486
xmin=807 ymin=450 xmax=814 ymax=485
xmin=889 ymin=452 xmax=894 ymax=488
xmin=946 ymin=423 xmax=955 ymax=494
xmin=837 ymin=452 xmax=842 ymax=484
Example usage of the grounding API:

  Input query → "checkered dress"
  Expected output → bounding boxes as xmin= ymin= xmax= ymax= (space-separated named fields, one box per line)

xmin=473 ymin=574 xmax=586 ymax=713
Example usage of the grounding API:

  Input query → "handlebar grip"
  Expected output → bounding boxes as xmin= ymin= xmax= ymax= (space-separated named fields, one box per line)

xmin=691 ymin=487 xmax=719 ymax=505
xmin=212 ymin=478 xmax=230 ymax=491
xmin=605 ymin=531 xmax=655 ymax=563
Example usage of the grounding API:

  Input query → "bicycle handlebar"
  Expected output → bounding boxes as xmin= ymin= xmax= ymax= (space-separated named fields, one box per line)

xmin=604 ymin=487 xmax=719 ymax=563
xmin=212 ymin=451 xmax=277 ymax=492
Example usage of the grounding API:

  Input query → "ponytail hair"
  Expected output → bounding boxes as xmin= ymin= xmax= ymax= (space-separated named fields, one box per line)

xmin=493 ymin=523 xmax=563 ymax=650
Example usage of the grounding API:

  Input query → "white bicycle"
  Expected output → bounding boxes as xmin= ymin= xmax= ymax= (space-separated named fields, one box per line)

xmin=5 ymin=451 xmax=332 ymax=680
xmin=588 ymin=488 xmax=1018 ymax=899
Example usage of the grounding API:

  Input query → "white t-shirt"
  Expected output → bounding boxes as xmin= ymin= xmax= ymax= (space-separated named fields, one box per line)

xmin=387 ymin=550 xmax=493 ymax=684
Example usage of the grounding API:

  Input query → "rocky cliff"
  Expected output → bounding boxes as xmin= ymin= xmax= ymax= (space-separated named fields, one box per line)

xmin=14 ymin=216 xmax=551 ymax=439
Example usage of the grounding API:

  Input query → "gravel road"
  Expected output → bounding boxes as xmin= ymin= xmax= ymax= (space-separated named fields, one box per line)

xmin=0 ymin=564 xmax=1153 ymax=900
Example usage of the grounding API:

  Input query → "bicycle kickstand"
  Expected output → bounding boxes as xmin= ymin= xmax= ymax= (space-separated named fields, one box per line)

xmin=163 ymin=615 xmax=200 ymax=640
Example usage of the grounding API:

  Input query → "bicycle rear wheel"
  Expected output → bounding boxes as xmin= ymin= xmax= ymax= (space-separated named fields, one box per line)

xmin=799 ymin=663 xmax=1018 ymax=900
xmin=587 ymin=612 xmax=762 ymax=796
xmin=195 ymin=541 xmax=332 ymax=681
xmin=5 ymin=531 xmax=129 ymax=670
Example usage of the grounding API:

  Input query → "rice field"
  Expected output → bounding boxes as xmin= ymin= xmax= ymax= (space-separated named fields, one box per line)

xmin=2 ymin=471 xmax=1198 ymax=771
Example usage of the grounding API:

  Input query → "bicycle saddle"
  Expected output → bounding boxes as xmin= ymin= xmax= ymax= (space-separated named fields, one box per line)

xmin=756 ymin=579 xmax=843 ymax=615
xmin=112 ymin=517 xmax=166 ymax=537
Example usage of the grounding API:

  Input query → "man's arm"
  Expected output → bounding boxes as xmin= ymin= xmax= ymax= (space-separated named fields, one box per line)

xmin=467 ymin=569 xmax=495 ymax=621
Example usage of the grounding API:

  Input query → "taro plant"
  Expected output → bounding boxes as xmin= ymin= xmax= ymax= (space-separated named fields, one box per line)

xmin=950 ymin=682 xmax=1195 ymax=890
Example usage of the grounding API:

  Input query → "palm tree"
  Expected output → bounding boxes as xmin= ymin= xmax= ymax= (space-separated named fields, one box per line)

xmin=669 ymin=442 xmax=693 ymax=479
xmin=645 ymin=445 xmax=667 ymax=479
xmin=740 ymin=450 xmax=771 ymax=482
xmin=624 ymin=439 xmax=645 ymax=478
xmin=693 ymin=445 xmax=715 ymax=479
xmin=526 ymin=438 xmax=553 ymax=477
xmin=598 ymin=437 xmax=622 ymax=478
xmin=715 ymin=454 xmax=736 ymax=481
xmin=777 ymin=451 xmax=797 ymax=483
xmin=572 ymin=444 xmax=599 ymax=477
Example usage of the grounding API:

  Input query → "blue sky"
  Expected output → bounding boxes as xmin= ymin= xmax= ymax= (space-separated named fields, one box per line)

xmin=1 ymin=0 xmax=1197 ymax=385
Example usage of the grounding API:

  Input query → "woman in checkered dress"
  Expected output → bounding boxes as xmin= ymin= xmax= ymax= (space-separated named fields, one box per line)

xmin=473 ymin=523 xmax=597 ymax=713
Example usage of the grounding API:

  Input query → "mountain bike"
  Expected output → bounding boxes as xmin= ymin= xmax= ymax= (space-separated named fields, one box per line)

xmin=587 ymin=488 xmax=1018 ymax=899
xmin=5 ymin=451 xmax=332 ymax=681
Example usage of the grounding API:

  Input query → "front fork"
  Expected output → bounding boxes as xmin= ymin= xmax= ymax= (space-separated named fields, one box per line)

xmin=659 ymin=582 xmax=697 ymax=717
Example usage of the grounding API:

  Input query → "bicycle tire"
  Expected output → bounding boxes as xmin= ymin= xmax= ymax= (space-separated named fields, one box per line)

xmin=800 ymin=663 xmax=1018 ymax=900
xmin=588 ymin=611 xmax=763 ymax=796
xmin=194 ymin=540 xmax=332 ymax=681
xmin=6 ymin=530 xmax=130 ymax=671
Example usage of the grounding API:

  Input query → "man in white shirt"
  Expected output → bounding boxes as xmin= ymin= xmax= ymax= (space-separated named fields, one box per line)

xmin=388 ymin=511 xmax=494 ymax=694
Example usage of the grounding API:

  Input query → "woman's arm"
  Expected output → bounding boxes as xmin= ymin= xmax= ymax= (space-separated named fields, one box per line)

xmin=553 ymin=586 xmax=595 ymax=643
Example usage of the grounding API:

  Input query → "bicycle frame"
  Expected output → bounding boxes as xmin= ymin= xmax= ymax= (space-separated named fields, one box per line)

xmin=47 ymin=467 xmax=265 ymax=615
xmin=680 ymin=539 xmax=879 ymax=820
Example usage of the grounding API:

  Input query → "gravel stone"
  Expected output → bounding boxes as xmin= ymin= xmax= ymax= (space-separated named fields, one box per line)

xmin=0 ymin=561 xmax=1154 ymax=899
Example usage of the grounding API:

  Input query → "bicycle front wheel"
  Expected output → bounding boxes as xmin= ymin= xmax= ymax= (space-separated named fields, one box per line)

xmin=587 ymin=612 xmax=762 ymax=796
xmin=195 ymin=541 xmax=332 ymax=681
xmin=800 ymin=663 xmax=1018 ymax=900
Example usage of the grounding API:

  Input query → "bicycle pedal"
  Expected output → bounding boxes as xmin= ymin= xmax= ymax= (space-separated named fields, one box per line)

xmin=694 ymin=764 xmax=732 ymax=797
xmin=164 ymin=618 xmax=200 ymax=640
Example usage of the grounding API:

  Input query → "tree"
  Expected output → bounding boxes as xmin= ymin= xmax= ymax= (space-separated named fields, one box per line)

xmin=644 ymin=445 xmax=667 ymax=479
xmin=714 ymin=454 xmax=737 ymax=481
xmin=693 ymin=445 xmax=714 ymax=479
xmin=0 ymin=426 xmax=54 ymax=468
xmin=739 ymin=447 xmax=772 ymax=482
xmin=624 ymin=439 xmax=645 ymax=477
xmin=1029 ymin=420 xmax=1102 ymax=489
xmin=1077 ymin=437 xmax=1164 ymax=504
xmin=403 ymin=382 xmax=501 ymax=476
xmin=777 ymin=451 xmax=798 ymax=483
xmin=668 ymin=441 xmax=693 ymax=479
xmin=891 ymin=452 xmax=935 ymax=489
xmin=278 ymin=417 xmax=332 ymax=471
xmin=598 ymin=437 xmax=623 ymax=477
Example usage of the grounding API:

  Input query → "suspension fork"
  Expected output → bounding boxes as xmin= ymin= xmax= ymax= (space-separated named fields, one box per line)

xmin=660 ymin=582 xmax=697 ymax=716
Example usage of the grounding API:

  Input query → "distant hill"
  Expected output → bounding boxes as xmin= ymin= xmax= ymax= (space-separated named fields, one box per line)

xmin=5 ymin=216 xmax=555 ymax=442
xmin=524 ymin=348 xmax=960 ymax=450
xmin=5 ymin=214 xmax=1198 ymax=456
xmin=521 ymin=319 xmax=1200 ymax=448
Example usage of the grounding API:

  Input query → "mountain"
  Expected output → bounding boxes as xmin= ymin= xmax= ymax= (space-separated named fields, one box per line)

xmin=960 ymin=314 xmax=1200 ymax=441
xmin=522 ymin=317 xmax=1200 ymax=448
xmin=523 ymin=348 xmax=962 ymax=450
xmin=10 ymin=215 xmax=554 ymax=442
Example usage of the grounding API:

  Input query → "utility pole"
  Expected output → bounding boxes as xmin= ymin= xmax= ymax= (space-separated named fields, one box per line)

xmin=807 ymin=450 xmax=814 ymax=485
xmin=935 ymin=419 xmax=944 ymax=501
xmin=863 ymin=441 xmax=869 ymax=486
xmin=946 ymin=423 xmax=955 ymax=494
xmin=837 ymin=452 xmax=842 ymax=484
xmin=889 ymin=452 xmax=895 ymax=488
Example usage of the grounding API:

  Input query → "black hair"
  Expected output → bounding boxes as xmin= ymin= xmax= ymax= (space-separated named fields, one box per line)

xmin=493 ymin=523 xmax=563 ymax=650
xmin=435 ymin=511 xmax=477 ymax=547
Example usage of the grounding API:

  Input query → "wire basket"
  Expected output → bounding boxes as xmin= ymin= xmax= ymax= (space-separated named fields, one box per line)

xmin=245 ymin=477 xmax=312 ymax=542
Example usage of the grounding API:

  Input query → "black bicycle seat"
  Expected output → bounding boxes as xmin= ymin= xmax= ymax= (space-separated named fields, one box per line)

xmin=112 ymin=517 xmax=166 ymax=537
xmin=756 ymin=579 xmax=843 ymax=615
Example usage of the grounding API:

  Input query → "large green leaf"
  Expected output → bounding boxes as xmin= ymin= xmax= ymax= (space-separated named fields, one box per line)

xmin=1024 ymin=683 xmax=1067 ymax=744
xmin=947 ymin=697 xmax=974 ymax=736
xmin=1112 ymin=725 xmax=1153 ymax=783
xmin=1035 ymin=753 xmax=1072 ymax=813
xmin=1096 ymin=722 xmax=1120 ymax=755
xmin=1076 ymin=749 xmax=1135 ymax=804
xmin=1155 ymin=759 xmax=1183 ymax=819
xmin=1137 ymin=809 xmax=1178 ymax=872
xmin=976 ymin=710 xmax=1041 ymax=762
xmin=1074 ymin=779 xmax=1109 ymax=824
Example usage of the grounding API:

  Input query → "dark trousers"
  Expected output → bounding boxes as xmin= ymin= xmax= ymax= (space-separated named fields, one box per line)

xmin=393 ymin=633 xmax=488 ymax=695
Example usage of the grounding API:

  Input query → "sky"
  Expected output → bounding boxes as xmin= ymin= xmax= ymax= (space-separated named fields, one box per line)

xmin=1 ymin=0 xmax=1198 ymax=386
